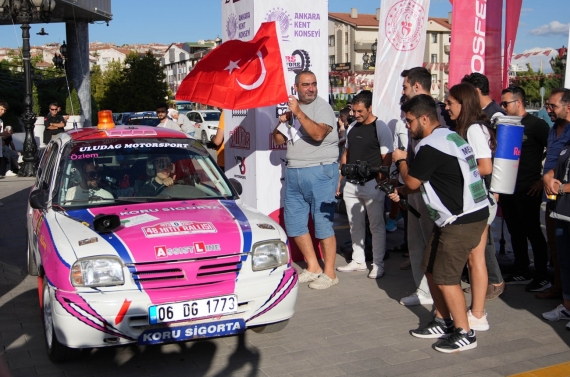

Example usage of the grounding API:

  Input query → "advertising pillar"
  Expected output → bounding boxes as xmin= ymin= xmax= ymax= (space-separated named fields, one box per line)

xmin=221 ymin=0 xmax=329 ymax=260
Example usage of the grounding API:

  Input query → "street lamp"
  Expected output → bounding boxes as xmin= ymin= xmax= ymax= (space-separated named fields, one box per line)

xmin=52 ymin=41 xmax=67 ymax=69
xmin=370 ymin=39 xmax=377 ymax=69
xmin=0 ymin=0 xmax=56 ymax=177
xmin=362 ymin=52 xmax=370 ymax=70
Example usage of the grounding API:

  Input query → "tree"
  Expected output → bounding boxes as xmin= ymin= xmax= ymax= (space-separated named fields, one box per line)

xmin=511 ymin=63 xmax=562 ymax=107
xmin=121 ymin=51 xmax=168 ymax=111
xmin=66 ymin=87 xmax=80 ymax=115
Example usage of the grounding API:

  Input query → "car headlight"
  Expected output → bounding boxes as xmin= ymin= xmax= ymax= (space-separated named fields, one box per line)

xmin=71 ymin=257 xmax=125 ymax=287
xmin=252 ymin=241 xmax=289 ymax=271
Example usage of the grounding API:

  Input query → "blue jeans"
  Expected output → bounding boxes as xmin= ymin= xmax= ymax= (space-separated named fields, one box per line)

xmin=284 ymin=163 xmax=338 ymax=239
xmin=555 ymin=220 xmax=570 ymax=301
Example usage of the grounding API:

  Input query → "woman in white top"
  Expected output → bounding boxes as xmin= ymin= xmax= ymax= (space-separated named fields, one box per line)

xmin=445 ymin=83 xmax=498 ymax=332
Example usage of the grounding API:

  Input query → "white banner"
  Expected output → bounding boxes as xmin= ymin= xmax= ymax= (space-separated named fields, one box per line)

xmin=221 ymin=0 xmax=329 ymax=221
xmin=372 ymin=0 xmax=431 ymax=126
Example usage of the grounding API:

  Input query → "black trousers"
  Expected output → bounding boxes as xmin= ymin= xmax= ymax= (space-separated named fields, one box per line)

xmin=499 ymin=192 xmax=548 ymax=277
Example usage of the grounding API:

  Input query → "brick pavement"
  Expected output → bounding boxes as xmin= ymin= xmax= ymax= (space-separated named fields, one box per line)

xmin=0 ymin=176 xmax=569 ymax=377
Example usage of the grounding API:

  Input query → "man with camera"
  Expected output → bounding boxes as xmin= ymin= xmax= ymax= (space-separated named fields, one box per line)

xmin=389 ymin=94 xmax=489 ymax=353
xmin=272 ymin=70 xmax=339 ymax=290
xmin=336 ymin=91 xmax=393 ymax=278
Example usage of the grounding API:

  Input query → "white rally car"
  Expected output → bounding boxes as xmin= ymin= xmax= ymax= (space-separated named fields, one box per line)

xmin=27 ymin=123 xmax=298 ymax=361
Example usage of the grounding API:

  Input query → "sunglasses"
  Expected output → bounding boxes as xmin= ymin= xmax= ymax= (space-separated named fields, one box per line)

xmin=545 ymin=103 xmax=559 ymax=109
xmin=85 ymin=171 xmax=100 ymax=179
xmin=50 ymin=108 xmax=58 ymax=111
xmin=500 ymin=100 xmax=517 ymax=108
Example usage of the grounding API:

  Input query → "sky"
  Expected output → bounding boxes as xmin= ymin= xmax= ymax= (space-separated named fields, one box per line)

xmin=0 ymin=0 xmax=569 ymax=71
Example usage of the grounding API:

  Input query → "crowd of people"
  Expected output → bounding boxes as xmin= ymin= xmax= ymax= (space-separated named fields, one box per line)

xmin=272 ymin=68 xmax=570 ymax=353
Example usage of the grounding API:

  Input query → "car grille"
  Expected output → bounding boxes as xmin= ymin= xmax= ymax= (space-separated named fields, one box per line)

xmin=127 ymin=253 xmax=246 ymax=290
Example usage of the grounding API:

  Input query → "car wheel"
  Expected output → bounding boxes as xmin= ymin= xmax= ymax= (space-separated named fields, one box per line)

xmin=201 ymin=131 xmax=208 ymax=145
xmin=42 ymin=278 xmax=81 ymax=362
xmin=27 ymin=233 xmax=38 ymax=276
xmin=250 ymin=319 xmax=290 ymax=334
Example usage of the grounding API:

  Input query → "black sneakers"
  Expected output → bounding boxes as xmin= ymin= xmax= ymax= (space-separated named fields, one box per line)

xmin=435 ymin=328 xmax=477 ymax=353
xmin=411 ymin=318 xmax=454 ymax=339
xmin=525 ymin=278 xmax=552 ymax=292
xmin=504 ymin=272 xmax=532 ymax=285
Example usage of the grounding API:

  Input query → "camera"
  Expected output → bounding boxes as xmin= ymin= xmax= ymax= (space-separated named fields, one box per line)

xmin=341 ymin=160 xmax=389 ymax=185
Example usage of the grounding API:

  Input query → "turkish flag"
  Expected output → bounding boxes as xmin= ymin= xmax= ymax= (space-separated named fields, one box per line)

xmin=175 ymin=22 xmax=288 ymax=110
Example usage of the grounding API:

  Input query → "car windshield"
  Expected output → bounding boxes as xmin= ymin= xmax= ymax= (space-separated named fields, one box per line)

xmin=127 ymin=117 xmax=160 ymax=127
xmin=177 ymin=102 xmax=193 ymax=111
xmin=201 ymin=112 xmax=221 ymax=122
xmin=55 ymin=138 xmax=234 ymax=208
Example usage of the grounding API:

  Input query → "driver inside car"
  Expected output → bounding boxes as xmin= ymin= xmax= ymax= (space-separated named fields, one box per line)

xmin=65 ymin=161 xmax=114 ymax=203
xmin=139 ymin=155 xmax=176 ymax=196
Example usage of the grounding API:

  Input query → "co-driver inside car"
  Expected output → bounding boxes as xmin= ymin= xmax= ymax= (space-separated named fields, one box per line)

xmin=65 ymin=161 xmax=114 ymax=204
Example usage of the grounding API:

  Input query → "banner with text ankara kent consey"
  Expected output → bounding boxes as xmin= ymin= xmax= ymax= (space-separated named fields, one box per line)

xmin=448 ymin=1 xmax=487 ymax=87
xmin=221 ymin=0 xmax=329 ymax=260
xmin=372 ymin=0 xmax=430 ymax=129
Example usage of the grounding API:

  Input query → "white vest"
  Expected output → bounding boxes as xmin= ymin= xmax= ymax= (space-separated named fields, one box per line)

xmin=416 ymin=128 xmax=489 ymax=227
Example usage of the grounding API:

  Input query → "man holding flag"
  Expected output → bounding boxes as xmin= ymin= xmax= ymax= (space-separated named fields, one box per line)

xmin=272 ymin=70 xmax=340 ymax=290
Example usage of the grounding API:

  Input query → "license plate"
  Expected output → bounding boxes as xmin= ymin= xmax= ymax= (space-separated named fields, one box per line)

xmin=149 ymin=295 xmax=237 ymax=325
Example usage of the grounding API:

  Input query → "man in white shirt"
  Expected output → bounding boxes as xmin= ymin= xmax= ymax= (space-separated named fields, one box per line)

xmin=65 ymin=162 xmax=113 ymax=204
xmin=156 ymin=103 xmax=181 ymax=131
xmin=170 ymin=110 xmax=195 ymax=136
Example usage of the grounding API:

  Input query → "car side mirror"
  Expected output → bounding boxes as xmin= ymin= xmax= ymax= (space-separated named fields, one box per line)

xmin=29 ymin=189 xmax=48 ymax=210
xmin=228 ymin=178 xmax=242 ymax=195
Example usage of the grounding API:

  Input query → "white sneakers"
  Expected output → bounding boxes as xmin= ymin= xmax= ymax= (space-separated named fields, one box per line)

xmin=308 ymin=273 xmax=339 ymax=290
xmin=297 ymin=269 xmax=322 ymax=283
xmin=5 ymin=170 xmax=17 ymax=177
xmin=542 ymin=304 xmax=570 ymax=321
xmin=399 ymin=291 xmax=434 ymax=306
xmin=468 ymin=309 xmax=489 ymax=331
xmin=368 ymin=264 xmax=384 ymax=279
xmin=336 ymin=261 xmax=367 ymax=272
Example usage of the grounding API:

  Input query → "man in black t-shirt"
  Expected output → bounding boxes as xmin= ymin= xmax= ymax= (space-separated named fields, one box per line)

xmin=336 ymin=91 xmax=393 ymax=279
xmin=461 ymin=73 xmax=506 ymax=122
xmin=389 ymin=95 xmax=488 ymax=353
xmin=500 ymin=86 xmax=550 ymax=291
xmin=43 ymin=102 xmax=66 ymax=144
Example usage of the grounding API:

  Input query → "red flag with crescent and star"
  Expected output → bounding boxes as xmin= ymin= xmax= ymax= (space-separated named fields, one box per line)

xmin=175 ymin=22 xmax=288 ymax=110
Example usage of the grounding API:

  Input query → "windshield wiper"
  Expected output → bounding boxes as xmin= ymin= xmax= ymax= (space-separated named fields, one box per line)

xmin=64 ymin=196 xmax=116 ymax=203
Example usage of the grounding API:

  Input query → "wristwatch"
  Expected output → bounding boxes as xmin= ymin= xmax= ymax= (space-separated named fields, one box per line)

xmin=559 ymin=183 xmax=566 ymax=196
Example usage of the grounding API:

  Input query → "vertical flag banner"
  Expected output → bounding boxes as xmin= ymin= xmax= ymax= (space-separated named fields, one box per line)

xmin=372 ymin=0 xmax=431 ymax=126
xmin=485 ymin=0 xmax=502 ymax=102
xmin=448 ymin=0 xmax=486 ymax=87
xmin=503 ymin=0 xmax=522 ymax=89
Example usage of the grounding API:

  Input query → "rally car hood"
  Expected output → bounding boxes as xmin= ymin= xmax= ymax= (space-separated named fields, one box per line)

xmin=63 ymin=199 xmax=268 ymax=264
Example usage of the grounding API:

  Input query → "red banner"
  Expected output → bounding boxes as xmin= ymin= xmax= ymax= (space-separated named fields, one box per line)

xmin=486 ymin=0 xmax=503 ymax=102
xmin=175 ymin=22 xmax=288 ymax=110
xmin=502 ymin=0 xmax=522 ymax=89
xmin=448 ymin=1 xmax=487 ymax=87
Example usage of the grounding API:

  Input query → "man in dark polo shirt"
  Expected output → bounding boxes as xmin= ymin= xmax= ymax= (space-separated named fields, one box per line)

xmin=389 ymin=94 xmax=489 ymax=353
xmin=499 ymin=86 xmax=550 ymax=292
xmin=43 ymin=102 xmax=66 ymax=144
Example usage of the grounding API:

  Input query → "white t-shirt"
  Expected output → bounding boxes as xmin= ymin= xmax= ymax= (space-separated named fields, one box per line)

xmin=65 ymin=186 xmax=114 ymax=204
xmin=158 ymin=119 xmax=182 ymax=132
xmin=466 ymin=124 xmax=492 ymax=159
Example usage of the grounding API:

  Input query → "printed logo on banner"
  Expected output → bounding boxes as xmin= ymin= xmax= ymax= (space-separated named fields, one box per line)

xmin=270 ymin=134 xmax=287 ymax=150
xmin=385 ymin=0 xmax=426 ymax=51
xmin=142 ymin=221 xmax=217 ymax=238
xmin=229 ymin=126 xmax=251 ymax=150
xmin=154 ymin=243 xmax=220 ymax=258
xmin=286 ymin=50 xmax=311 ymax=74
xmin=234 ymin=156 xmax=246 ymax=180
xmin=232 ymin=109 xmax=247 ymax=118
xmin=154 ymin=246 xmax=168 ymax=258
xmin=226 ymin=13 xmax=238 ymax=40
xmin=265 ymin=8 xmax=292 ymax=41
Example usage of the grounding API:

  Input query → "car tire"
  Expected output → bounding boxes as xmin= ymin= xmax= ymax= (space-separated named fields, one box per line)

xmin=201 ymin=131 xmax=208 ymax=145
xmin=27 ymin=233 xmax=39 ymax=276
xmin=250 ymin=319 xmax=290 ymax=334
xmin=42 ymin=278 xmax=82 ymax=362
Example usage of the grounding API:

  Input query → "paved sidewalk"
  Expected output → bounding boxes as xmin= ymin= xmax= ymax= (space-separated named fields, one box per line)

xmin=0 ymin=176 xmax=569 ymax=377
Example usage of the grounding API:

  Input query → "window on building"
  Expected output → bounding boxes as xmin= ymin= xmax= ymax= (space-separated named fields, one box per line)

xmin=329 ymin=55 xmax=335 ymax=65
xmin=431 ymin=54 xmax=437 ymax=63
xmin=329 ymin=35 xmax=335 ymax=47
xmin=431 ymin=33 xmax=437 ymax=43
xmin=432 ymin=74 xmax=437 ymax=82
xmin=345 ymin=32 xmax=348 ymax=44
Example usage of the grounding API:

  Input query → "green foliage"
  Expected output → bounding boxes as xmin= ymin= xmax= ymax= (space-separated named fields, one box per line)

xmin=512 ymin=63 xmax=564 ymax=106
xmin=66 ymin=87 xmax=80 ymax=115
xmin=95 ymin=51 xmax=169 ymax=113
xmin=32 ymin=82 xmax=40 ymax=115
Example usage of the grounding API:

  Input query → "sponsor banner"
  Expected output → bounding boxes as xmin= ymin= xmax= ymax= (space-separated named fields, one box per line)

xmin=372 ymin=0 xmax=430 ymax=132
xmin=503 ymin=0 xmax=522 ymax=89
xmin=222 ymin=0 xmax=328 ymax=217
xmin=154 ymin=242 xmax=221 ymax=258
xmin=485 ymin=0 xmax=502 ymax=101
xmin=138 ymin=319 xmax=245 ymax=345
xmin=448 ymin=0 xmax=486 ymax=86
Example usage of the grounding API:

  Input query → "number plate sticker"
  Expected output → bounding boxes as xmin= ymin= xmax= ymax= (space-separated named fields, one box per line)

xmin=149 ymin=295 xmax=237 ymax=325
